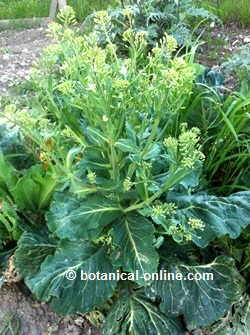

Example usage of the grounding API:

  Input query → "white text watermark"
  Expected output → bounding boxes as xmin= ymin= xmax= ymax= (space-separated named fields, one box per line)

xmin=64 ymin=269 xmax=214 ymax=281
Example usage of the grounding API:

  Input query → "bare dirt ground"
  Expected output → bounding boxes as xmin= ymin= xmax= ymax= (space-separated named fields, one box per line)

xmin=0 ymin=26 xmax=50 ymax=95
xmin=0 ymin=283 xmax=100 ymax=335
xmin=198 ymin=23 xmax=250 ymax=90
xmin=198 ymin=23 xmax=250 ymax=67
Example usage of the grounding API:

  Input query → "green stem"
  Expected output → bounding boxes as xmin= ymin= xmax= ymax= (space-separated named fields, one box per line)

xmin=110 ymin=143 xmax=117 ymax=180
xmin=124 ymin=168 xmax=189 ymax=213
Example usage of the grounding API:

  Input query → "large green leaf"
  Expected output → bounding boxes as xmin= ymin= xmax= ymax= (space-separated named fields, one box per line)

xmin=168 ymin=191 xmax=250 ymax=247
xmin=112 ymin=214 xmax=159 ymax=285
xmin=0 ymin=123 xmax=31 ymax=170
xmin=102 ymin=291 xmax=185 ymax=335
xmin=0 ymin=153 xmax=17 ymax=191
xmin=142 ymin=143 xmax=161 ymax=161
xmin=0 ymin=200 xmax=22 ymax=242
xmin=146 ymin=256 xmax=242 ymax=328
xmin=47 ymin=193 xmax=122 ymax=240
xmin=84 ymin=126 xmax=109 ymax=146
xmin=115 ymin=139 xmax=139 ymax=153
xmin=26 ymin=240 xmax=117 ymax=316
xmin=15 ymin=229 xmax=57 ymax=279
xmin=79 ymin=149 xmax=110 ymax=171
xmin=11 ymin=165 xmax=57 ymax=211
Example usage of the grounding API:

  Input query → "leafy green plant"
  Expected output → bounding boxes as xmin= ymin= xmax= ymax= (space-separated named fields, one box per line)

xmin=3 ymin=9 xmax=248 ymax=333
xmin=0 ymin=117 xmax=57 ymax=252
xmin=222 ymin=44 xmax=250 ymax=84
xmin=0 ymin=157 xmax=57 ymax=248
xmin=81 ymin=0 xmax=220 ymax=52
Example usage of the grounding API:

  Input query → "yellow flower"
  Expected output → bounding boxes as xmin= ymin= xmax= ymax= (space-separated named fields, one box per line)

xmin=39 ymin=152 xmax=47 ymax=162
xmin=114 ymin=79 xmax=129 ymax=89
xmin=187 ymin=218 xmax=205 ymax=231
xmin=56 ymin=81 xmax=74 ymax=95
xmin=151 ymin=47 xmax=162 ymax=56
xmin=123 ymin=8 xmax=134 ymax=18
xmin=123 ymin=177 xmax=132 ymax=191
xmin=135 ymin=31 xmax=148 ymax=41
xmin=122 ymin=28 xmax=134 ymax=41
xmin=94 ymin=10 xmax=110 ymax=25
xmin=87 ymin=171 xmax=97 ymax=184
xmin=164 ymin=34 xmax=178 ymax=54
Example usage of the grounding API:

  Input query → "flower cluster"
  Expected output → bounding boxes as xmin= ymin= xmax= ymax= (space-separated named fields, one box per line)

xmin=87 ymin=170 xmax=97 ymax=184
xmin=151 ymin=201 xmax=177 ymax=217
xmin=169 ymin=217 xmax=205 ymax=243
xmin=123 ymin=177 xmax=133 ymax=192
xmin=187 ymin=218 xmax=205 ymax=231
xmin=164 ymin=124 xmax=205 ymax=169
xmin=94 ymin=10 xmax=111 ymax=26
xmin=169 ymin=224 xmax=193 ymax=242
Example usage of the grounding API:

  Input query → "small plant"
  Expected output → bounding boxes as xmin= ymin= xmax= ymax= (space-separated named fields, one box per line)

xmin=222 ymin=44 xmax=250 ymax=84
xmin=0 ymin=116 xmax=57 ymax=252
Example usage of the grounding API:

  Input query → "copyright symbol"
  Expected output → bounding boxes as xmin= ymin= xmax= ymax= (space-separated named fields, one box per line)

xmin=65 ymin=269 xmax=77 ymax=281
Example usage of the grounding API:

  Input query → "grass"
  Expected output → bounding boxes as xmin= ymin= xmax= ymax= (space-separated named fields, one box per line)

xmin=0 ymin=0 xmax=51 ymax=20
xmin=197 ymin=0 xmax=250 ymax=26
xmin=202 ymin=88 xmax=250 ymax=194
xmin=0 ymin=0 xmax=119 ymax=22
xmin=67 ymin=0 xmax=119 ymax=22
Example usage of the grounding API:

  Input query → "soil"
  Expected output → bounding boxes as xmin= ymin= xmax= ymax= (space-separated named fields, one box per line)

xmin=0 ymin=26 xmax=50 ymax=95
xmin=0 ymin=283 xmax=100 ymax=335
xmin=198 ymin=23 xmax=250 ymax=67
xmin=198 ymin=22 xmax=250 ymax=90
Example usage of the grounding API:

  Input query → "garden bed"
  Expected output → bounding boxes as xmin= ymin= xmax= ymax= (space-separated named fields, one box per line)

xmin=0 ymin=2 xmax=250 ymax=335
xmin=0 ymin=26 xmax=50 ymax=95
